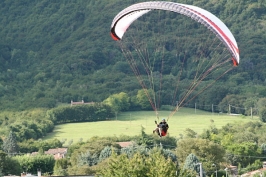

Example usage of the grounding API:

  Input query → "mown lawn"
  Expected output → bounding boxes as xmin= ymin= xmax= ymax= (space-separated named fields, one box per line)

xmin=44 ymin=108 xmax=258 ymax=143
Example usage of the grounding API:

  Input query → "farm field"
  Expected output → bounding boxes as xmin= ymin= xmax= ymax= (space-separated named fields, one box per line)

xmin=44 ymin=108 xmax=258 ymax=143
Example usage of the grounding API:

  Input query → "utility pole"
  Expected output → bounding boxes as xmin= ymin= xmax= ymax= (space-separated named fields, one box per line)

xmin=225 ymin=168 xmax=228 ymax=177
xmin=197 ymin=163 xmax=203 ymax=177
xmin=212 ymin=164 xmax=217 ymax=177
xmin=130 ymin=113 xmax=131 ymax=127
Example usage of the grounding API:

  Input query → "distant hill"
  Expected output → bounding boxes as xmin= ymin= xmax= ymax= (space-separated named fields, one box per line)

xmin=0 ymin=0 xmax=266 ymax=111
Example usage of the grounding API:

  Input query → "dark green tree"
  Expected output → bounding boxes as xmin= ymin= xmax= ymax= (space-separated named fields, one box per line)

xmin=162 ymin=149 xmax=178 ymax=163
xmin=98 ymin=146 xmax=113 ymax=163
xmin=77 ymin=150 xmax=98 ymax=167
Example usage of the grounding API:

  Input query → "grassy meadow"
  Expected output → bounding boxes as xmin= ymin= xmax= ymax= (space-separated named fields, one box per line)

xmin=44 ymin=108 xmax=258 ymax=143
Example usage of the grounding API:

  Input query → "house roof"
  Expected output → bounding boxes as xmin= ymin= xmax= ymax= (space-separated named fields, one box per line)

xmin=116 ymin=142 xmax=133 ymax=148
xmin=43 ymin=148 xmax=68 ymax=160
xmin=45 ymin=148 xmax=67 ymax=155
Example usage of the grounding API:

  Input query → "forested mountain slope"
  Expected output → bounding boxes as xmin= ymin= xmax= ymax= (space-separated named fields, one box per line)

xmin=0 ymin=0 xmax=266 ymax=111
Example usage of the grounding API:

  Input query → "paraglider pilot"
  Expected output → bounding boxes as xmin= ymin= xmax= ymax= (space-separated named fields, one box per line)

xmin=153 ymin=118 xmax=169 ymax=137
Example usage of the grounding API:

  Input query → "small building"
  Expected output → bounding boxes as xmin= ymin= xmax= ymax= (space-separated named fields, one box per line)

xmin=45 ymin=148 xmax=68 ymax=160
xmin=71 ymin=100 xmax=94 ymax=106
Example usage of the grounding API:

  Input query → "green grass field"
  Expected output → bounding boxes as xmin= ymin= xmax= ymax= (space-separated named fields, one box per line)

xmin=44 ymin=108 xmax=258 ymax=143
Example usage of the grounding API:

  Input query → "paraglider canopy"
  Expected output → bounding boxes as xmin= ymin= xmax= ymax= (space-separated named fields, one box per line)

xmin=111 ymin=1 xmax=239 ymax=65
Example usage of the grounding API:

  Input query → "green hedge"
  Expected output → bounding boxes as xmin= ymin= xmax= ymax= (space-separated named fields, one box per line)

xmin=13 ymin=154 xmax=55 ymax=175
xmin=47 ymin=103 xmax=115 ymax=124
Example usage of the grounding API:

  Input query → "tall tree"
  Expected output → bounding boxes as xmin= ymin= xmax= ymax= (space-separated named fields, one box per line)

xmin=77 ymin=150 xmax=98 ymax=167
xmin=2 ymin=131 xmax=19 ymax=155
xmin=98 ymin=146 xmax=113 ymax=163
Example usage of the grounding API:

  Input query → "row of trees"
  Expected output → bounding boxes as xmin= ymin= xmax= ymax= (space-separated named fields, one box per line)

xmin=103 ymin=91 xmax=266 ymax=123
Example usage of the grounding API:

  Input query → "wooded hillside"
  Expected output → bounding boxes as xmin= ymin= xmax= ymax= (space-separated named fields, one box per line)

xmin=0 ymin=0 xmax=266 ymax=111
